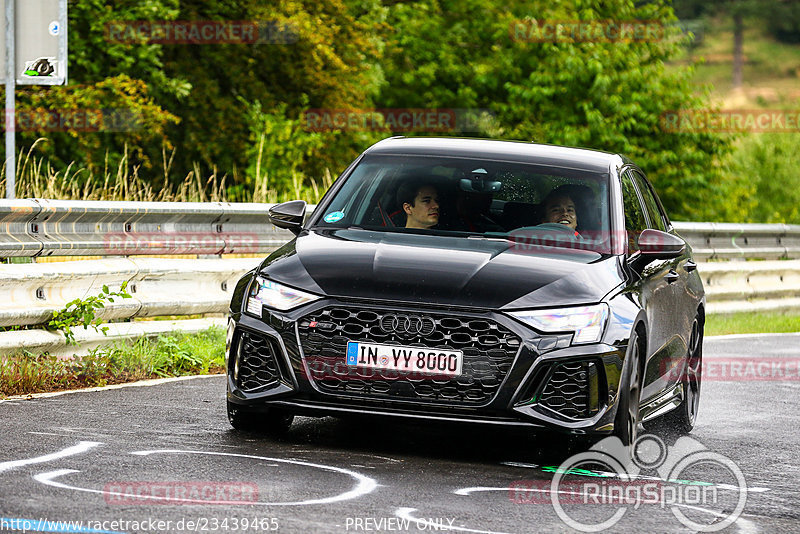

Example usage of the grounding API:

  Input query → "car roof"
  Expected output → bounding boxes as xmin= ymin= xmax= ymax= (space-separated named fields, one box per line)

xmin=364 ymin=137 xmax=628 ymax=174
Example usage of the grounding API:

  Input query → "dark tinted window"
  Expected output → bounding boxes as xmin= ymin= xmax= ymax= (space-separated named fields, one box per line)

xmin=621 ymin=170 xmax=647 ymax=252
xmin=314 ymin=154 xmax=613 ymax=253
xmin=633 ymin=171 xmax=667 ymax=231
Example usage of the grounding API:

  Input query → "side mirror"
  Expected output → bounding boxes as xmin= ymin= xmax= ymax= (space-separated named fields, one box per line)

xmin=637 ymin=228 xmax=686 ymax=258
xmin=268 ymin=200 xmax=306 ymax=235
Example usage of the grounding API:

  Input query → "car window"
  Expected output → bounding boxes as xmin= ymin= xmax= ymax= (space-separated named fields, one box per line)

xmin=632 ymin=171 xmax=667 ymax=232
xmin=312 ymin=154 xmax=613 ymax=254
xmin=621 ymin=170 xmax=647 ymax=253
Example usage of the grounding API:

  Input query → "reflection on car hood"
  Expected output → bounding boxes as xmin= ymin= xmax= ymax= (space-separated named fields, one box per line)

xmin=260 ymin=229 xmax=624 ymax=309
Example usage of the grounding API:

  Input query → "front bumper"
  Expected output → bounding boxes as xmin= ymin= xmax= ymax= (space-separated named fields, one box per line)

xmin=226 ymin=299 xmax=627 ymax=435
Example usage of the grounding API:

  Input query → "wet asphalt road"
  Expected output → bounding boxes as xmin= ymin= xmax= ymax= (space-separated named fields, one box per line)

xmin=1 ymin=333 xmax=799 ymax=534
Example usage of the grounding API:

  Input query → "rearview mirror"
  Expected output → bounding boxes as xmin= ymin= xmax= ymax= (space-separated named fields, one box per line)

xmin=459 ymin=178 xmax=502 ymax=193
xmin=268 ymin=200 xmax=306 ymax=235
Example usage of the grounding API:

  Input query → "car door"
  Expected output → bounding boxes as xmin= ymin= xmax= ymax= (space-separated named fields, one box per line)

xmin=630 ymin=169 xmax=693 ymax=400
xmin=620 ymin=168 xmax=675 ymax=404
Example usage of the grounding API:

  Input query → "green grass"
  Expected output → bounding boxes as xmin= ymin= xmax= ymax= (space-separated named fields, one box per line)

xmin=706 ymin=312 xmax=800 ymax=336
xmin=0 ymin=139 xmax=332 ymax=203
xmin=676 ymin=15 xmax=800 ymax=105
xmin=0 ymin=326 xmax=225 ymax=398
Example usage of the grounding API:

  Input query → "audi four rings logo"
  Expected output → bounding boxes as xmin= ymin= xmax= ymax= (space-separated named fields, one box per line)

xmin=380 ymin=314 xmax=436 ymax=336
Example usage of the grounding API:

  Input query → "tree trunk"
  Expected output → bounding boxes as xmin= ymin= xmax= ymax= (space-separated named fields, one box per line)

xmin=733 ymin=11 xmax=744 ymax=88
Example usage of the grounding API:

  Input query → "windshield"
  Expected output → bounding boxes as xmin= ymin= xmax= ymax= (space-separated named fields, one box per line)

xmin=313 ymin=154 xmax=612 ymax=254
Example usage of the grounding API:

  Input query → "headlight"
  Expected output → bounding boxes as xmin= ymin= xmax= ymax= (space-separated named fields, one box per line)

xmin=246 ymin=276 xmax=321 ymax=315
xmin=509 ymin=304 xmax=608 ymax=344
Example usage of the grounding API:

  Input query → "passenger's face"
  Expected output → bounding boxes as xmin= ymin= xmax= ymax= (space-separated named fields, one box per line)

xmin=544 ymin=195 xmax=577 ymax=229
xmin=404 ymin=186 xmax=440 ymax=229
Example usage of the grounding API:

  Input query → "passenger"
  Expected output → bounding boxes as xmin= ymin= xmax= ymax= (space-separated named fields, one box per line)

xmin=396 ymin=181 xmax=440 ymax=229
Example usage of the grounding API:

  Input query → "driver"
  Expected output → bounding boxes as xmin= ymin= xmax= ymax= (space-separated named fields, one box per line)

xmin=542 ymin=187 xmax=578 ymax=230
xmin=396 ymin=181 xmax=440 ymax=229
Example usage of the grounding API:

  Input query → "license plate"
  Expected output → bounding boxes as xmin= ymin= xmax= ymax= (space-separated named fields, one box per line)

xmin=346 ymin=341 xmax=463 ymax=377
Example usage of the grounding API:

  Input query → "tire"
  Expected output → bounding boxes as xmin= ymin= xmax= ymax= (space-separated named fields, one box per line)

xmin=646 ymin=314 xmax=703 ymax=435
xmin=227 ymin=400 xmax=294 ymax=435
xmin=613 ymin=327 xmax=644 ymax=448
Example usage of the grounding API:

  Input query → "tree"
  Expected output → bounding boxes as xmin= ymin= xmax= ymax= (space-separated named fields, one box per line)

xmin=157 ymin=0 xmax=386 ymax=188
xmin=374 ymin=0 xmax=732 ymax=220
xmin=5 ymin=0 xmax=182 ymax=179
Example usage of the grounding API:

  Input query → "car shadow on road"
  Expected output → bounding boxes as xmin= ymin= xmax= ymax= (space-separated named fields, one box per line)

xmin=226 ymin=414 xmax=588 ymax=467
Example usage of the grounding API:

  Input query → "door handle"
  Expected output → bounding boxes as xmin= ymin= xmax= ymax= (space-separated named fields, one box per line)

xmin=685 ymin=260 xmax=697 ymax=272
xmin=665 ymin=269 xmax=679 ymax=284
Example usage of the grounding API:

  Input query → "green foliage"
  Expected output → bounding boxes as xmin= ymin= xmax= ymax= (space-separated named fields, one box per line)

xmin=158 ymin=0 xmax=385 ymax=186
xmin=723 ymin=134 xmax=800 ymax=223
xmin=14 ymin=75 xmax=180 ymax=175
xmin=705 ymin=311 xmax=800 ymax=336
xmin=7 ymin=0 xmax=183 ymax=177
xmin=47 ymin=282 xmax=133 ymax=345
xmin=238 ymin=100 xmax=324 ymax=199
xmin=765 ymin=0 xmax=800 ymax=44
xmin=376 ymin=0 xmax=732 ymax=220
xmin=0 ymin=326 xmax=225 ymax=397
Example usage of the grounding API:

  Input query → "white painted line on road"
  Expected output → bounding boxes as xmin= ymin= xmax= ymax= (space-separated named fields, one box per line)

xmin=0 ymin=374 xmax=222 ymax=403
xmin=0 ymin=441 xmax=101 ymax=474
xmin=706 ymin=332 xmax=800 ymax=340
xmin=396 ymin=508 xmax=511 ymax=534
xmin=36 ymin=449 xmax=378 ymax=507
xmin=451 ymin=487 xmax=761 ymax=533
xmin=500 ymin=461 xmax=539 ymax=469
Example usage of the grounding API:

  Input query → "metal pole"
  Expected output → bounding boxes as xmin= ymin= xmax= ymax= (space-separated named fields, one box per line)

xmin=4 ymin=0 xmax=15 ymax=199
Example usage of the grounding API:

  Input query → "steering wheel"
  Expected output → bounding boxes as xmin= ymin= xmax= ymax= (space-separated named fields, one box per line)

xmin=536 ymin=222 xmax=579 ymax=233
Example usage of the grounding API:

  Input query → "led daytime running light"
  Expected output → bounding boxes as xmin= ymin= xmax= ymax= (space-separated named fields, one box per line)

xmin=509 ymin=304 xmax=608 ymax=344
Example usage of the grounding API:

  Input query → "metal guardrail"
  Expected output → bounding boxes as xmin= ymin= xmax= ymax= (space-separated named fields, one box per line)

xmin=0 ymin=257 xmax=260 ymax=328
xmin=0 ymin=199 xmax=299 ymax=257
xmin=673 ymin=221 xmax=800 ymax=260
xmin=0 ymin=200 xmax=796 ymax=260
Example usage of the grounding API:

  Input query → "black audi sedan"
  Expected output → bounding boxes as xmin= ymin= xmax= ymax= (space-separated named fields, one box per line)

xmin=225 ymin=137 xmax=704 ymax=446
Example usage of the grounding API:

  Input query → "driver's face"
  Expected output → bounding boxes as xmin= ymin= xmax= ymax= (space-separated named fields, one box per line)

xmin=404 ymin=186 xmax=440 ymax=229
xmin=544 ymin=195 xmax=577 ymax=229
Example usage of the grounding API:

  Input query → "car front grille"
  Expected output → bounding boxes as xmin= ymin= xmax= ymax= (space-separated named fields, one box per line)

xmin=538 ymin=361 xmax=599 ymax=419
xmin=297 ymin=306 xmax=521 ymax=405
xmin=236 ymin=331 xmax=280 ymax=391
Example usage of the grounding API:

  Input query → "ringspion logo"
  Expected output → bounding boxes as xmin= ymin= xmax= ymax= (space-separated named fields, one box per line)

xmin=547 ymin=435 xmax=748 ymax=532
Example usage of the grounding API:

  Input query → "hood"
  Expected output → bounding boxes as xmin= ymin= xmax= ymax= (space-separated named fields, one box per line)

xmin=261 ymin=229 xmax=624 ymax=309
